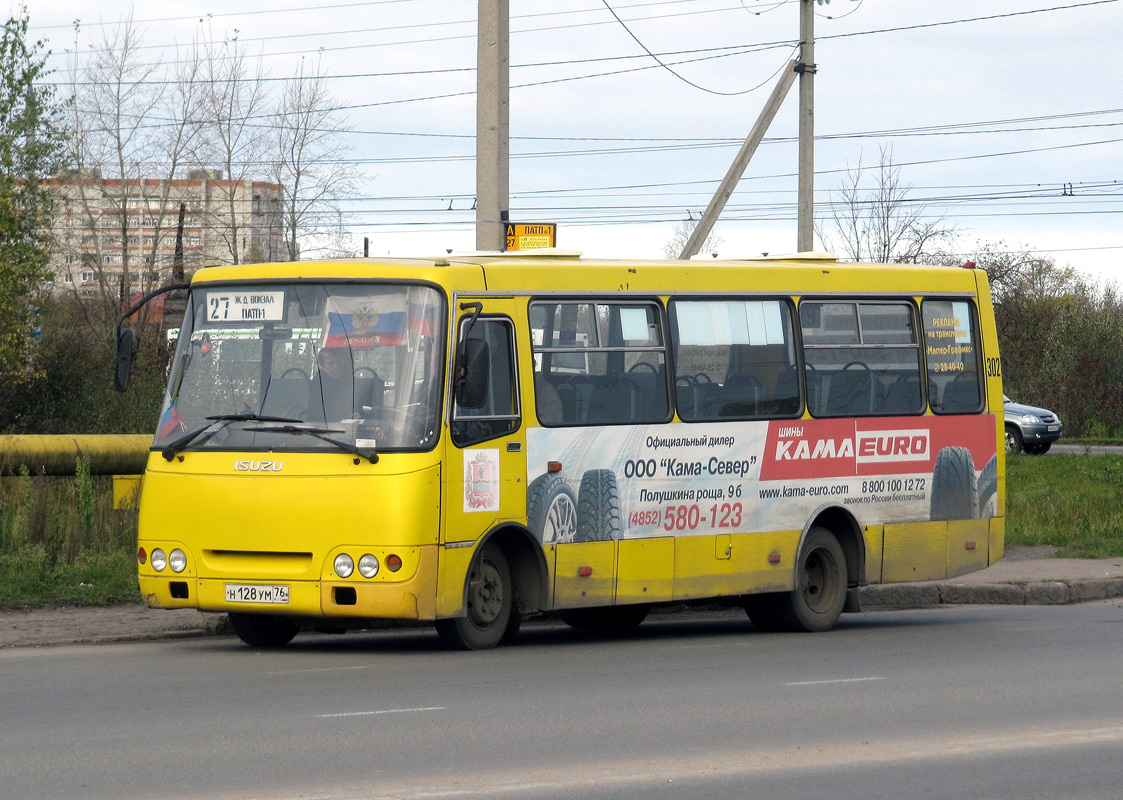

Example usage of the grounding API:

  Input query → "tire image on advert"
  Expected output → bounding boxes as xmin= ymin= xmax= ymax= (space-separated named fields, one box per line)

xmin=526 ymin=472 xmax=578 ymax=544
xmin=575 ymin=469 xmax=622 ymax=542
xmin=929 ymin=446 xmax=978 ymax=521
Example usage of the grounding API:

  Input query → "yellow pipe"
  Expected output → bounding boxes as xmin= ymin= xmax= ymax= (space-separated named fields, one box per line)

xmin=0 ymin=434 xmax=151 ymax=476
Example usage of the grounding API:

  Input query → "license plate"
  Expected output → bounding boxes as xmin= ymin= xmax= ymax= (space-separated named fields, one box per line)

xmin=225 ymin=583 xmax=290 ymax=604
xmin=1047 ymin=425 xmax=1060 ymax=432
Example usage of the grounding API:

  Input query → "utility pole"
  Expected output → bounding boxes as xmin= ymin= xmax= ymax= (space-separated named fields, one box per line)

xmin=797 ymin=0 xmax=816 ymax=252
xmin=679 ymin=61 xmax=799 ymax=260
xmin=476 ymin=0 xmax=510 ymax=251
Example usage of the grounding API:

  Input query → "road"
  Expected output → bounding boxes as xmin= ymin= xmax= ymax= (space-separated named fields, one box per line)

xmin=1049 ymin=443 xmax=1123 ymax=456
xmin=2 ymin=603 xmax=1122 ymax=800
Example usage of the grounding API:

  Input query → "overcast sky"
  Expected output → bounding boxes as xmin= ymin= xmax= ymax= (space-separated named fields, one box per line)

xmin=26 ymin=0 xmax=1123 ymax=281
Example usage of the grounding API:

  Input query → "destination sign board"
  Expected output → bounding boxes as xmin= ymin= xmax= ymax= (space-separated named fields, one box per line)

xmin=505 ymin=223 xmax=556 ymax=251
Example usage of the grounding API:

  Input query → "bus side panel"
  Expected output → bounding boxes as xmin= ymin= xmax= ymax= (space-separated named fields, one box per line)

xmin=617 ymin=537 xmax=674 ymax=604
xmin=882 ymin=521 xmax=947 ymax=583
xmin=672 ymin=531 xmax=796 ymax=600
xmin=948 ymin=519 xmax=989 ymax=578
xmin=554 ymin=541 xmax=616 ymax=608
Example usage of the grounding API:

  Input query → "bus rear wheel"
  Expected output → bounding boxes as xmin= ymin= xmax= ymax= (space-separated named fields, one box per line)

xmin=775 ymin=527 xmax=847 ymax=632
xmin=228 ymin=613 xmax=300 ymax=647
xmin=436 ymin=543 xmax=515 ymax=650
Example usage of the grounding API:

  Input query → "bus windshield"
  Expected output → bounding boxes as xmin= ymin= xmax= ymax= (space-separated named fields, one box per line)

xmin=154 ymin=282 xmax=446 ymax=453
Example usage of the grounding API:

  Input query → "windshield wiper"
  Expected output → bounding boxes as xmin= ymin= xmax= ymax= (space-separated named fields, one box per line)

xmin=160 ymin=413 xmax=303 ymax=461
xmin=252 ymin=424 xmax=379 ymax=464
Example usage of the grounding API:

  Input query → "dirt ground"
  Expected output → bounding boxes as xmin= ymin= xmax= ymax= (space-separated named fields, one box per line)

xmin=0 ymin=604 xmax=225 ymax=649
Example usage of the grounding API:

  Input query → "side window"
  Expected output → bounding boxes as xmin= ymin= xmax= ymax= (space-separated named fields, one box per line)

xmin=530 ymin=300 xmax=670 ymax=425
xmin=451 ymin=317 xmax=519 ymax=446
xmin=800 ymin=300 xmax=924 ymax=417
xmin=670 ymin=299 xmax=800 ymax=420
xmin=922 ymin=299 xmax=982 ymax=413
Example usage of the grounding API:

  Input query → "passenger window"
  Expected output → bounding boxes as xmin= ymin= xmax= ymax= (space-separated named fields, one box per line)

xmin=530 ymin=301 xmax=670 ymax=425
xmin=922 ymin=299 xmax=982 ymax=414
xmin=670 ymin=299 xmax=800 ymax=420
xmin=800 ymin=300 xmax=923 ymax=417
xmin=451 ymin=317 xmax=519 ymax=446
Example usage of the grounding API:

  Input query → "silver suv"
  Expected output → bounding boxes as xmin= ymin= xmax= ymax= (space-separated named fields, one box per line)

xmin=1003 ymin=395 xmax=1063 ymax=455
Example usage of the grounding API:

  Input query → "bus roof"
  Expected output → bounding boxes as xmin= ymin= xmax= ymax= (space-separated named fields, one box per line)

xmin=188 ymin=250 xmax=983 ymax=296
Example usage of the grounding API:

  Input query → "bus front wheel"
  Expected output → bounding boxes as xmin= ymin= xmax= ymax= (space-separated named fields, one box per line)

xmin=775 ymin=527 xmax=848 ymax=633
xmin=436 ymin=544 xmax=516 ymax=650
xmin=228 ymin=613 xmax=300 ymax=647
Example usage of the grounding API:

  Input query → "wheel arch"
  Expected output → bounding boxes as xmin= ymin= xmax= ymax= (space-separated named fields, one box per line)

xmin=802 ymin=505 xmax=866 ymax=587
xmin=478 ymin=523 xmax=550 ymax=616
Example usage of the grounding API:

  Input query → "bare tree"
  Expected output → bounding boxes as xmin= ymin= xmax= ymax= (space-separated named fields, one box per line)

xmin=57 ymin=18 xmax=207 ymax=340
xmin=195 ymin=33 xmax=269 ymax=265
xmin=272 ymin=57 xmax=358 ymax=261
xmin=663 ymin=215 xmax=723 ymax=259
xmin=62 ymin=16 xmax=162 ymax=324
xmin=818 ymin=145 xmax=956 ymax=263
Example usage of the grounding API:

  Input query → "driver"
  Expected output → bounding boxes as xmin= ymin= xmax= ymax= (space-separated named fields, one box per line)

xmin=311 ymin=347 xmax=356 ymax=421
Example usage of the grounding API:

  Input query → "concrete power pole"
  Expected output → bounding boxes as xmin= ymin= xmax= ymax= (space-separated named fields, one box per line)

xmin=679 ymin=61 xmax=799 ymax=260
xmin=476 ymin=0 xmax=510 ymax=251
xmin=797 ymin=0 xmax=816 ymax=252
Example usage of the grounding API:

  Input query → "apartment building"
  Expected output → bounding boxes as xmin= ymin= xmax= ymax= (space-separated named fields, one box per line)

xmin=45 ymin=170 xmax=285 ymax=295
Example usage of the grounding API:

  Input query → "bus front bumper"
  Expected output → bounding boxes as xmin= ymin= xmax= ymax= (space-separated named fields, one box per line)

xmin=139 ymin=544 xmax=439 ymax=621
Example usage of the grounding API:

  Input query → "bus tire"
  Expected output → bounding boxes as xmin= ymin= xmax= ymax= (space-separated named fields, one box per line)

xmin=977 ymin=454 xmax=998 ymax=518
xmin=228 ymin=613 xmax=299 ymax=648
xmin=576 ymin=469 xmax=622 ymax=542
xmin=930 ymin=446 xmax=978 ymax=521
xmin=527 ymin=473 xmax=578 ymax=544
xmin=559 ymin=604 xmax=648 ymax=631
xmin=775 ymin=527 xmax=848 ymax=633
xmin=435 ymin=543 xmax=513 ymax=650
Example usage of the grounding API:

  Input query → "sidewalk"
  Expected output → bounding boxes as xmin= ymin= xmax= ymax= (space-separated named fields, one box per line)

xmin=2 ymin=547 xmax=1122 ymax=649
xmin=859 ymin=546 xmax=1123 ymax=610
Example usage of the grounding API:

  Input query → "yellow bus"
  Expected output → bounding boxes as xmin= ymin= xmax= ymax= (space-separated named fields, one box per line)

xmin=117 ymin=250 xmax=1004 ymax=649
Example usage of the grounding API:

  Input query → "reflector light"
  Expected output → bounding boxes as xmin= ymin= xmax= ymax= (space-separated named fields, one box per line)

xmin=768 ymin=551 xmax=782 ymax=564
xmin=386 ymin=554 xmax=403 ymax=572
xmin=137 ymin=547 xmax=147 ymax=565
xmin=547 ymin=461 xmax=563 ymax=473
xmin=578 ymin=566 xmax=593 ymax=577
xmin=965 ymin=541 xmax=977 ymax=551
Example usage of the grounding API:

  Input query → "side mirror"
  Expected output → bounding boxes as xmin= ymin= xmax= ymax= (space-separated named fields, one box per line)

xmin=114 ymin=328 xmax=134 ymax=392
xmin=454 ymin=338 xmax=490 ymax=409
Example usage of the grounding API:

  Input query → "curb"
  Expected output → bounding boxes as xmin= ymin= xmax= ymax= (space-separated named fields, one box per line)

xmin=860 ymin=578 xmax=1123 ymax=610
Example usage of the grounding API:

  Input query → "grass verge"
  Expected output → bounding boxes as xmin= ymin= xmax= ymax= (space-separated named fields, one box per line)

xmin=1005 ymin=453 xmax=1123 ymax=558
xmin=0 ymin=457 xmax=140 ymax=610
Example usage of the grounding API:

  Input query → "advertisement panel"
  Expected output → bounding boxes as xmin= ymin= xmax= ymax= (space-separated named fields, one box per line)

xmin=525 ymin=416 xmax=997 ymax=545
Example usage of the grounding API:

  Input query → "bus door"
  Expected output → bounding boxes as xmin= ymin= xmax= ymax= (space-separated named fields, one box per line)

xmin=438 ymin=299 xmax=527 ymax=613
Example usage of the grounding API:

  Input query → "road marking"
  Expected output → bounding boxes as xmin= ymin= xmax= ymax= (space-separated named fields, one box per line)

xmin=785 ymin=676 xmax=886 ymax=686
xmin=319 ymin=706 xmax=445 ymax=718
xmin=267 ymin=665 xmax=374 ymax=675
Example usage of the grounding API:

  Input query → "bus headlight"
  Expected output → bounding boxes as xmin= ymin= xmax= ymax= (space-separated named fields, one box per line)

xmin=169 ymin=549 xmax=187 ymax=573
xmin=151 ymin=548 xmax=168 ymax=572
xmin=334 ymin=553 xmax=354 ymax=578
xmin=358 ymin=554 xmax=380 ymax=578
